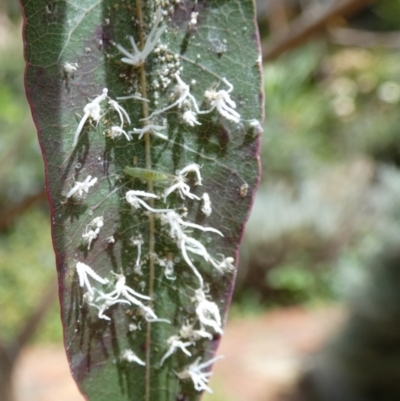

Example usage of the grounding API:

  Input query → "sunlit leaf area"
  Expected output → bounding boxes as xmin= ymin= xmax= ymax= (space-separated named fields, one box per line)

xmin=3 ymin=0 xmax=400 ymax=400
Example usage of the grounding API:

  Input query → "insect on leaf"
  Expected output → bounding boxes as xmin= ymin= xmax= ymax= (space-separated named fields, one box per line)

xmin=21 ymin=0 xmax=263 ymax=400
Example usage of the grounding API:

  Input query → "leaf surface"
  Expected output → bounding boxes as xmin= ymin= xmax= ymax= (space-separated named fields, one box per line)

xmin=22 ymin=0 xmax=263 ymax=400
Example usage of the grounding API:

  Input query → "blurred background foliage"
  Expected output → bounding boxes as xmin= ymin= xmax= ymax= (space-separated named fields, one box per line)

xmin=2 ymin=0 xmax=400 ymax=346
xmin=0 ymin=13 xmax=59 ymax=344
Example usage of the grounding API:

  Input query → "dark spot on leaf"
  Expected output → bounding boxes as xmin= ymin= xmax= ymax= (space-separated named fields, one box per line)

xmin=216 ymin=123 xmax=230 ymax=150
xmin=101 ymin=25 xmax=113 ymax=48
xmin=179 ymin=31 xmax=191 ymax=55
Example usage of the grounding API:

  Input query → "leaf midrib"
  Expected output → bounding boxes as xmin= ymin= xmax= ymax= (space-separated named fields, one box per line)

xmin=134 ymin=2 xmax=155 ymax=400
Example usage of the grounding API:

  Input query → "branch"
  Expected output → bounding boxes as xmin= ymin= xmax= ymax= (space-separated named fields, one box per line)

xmin=328 ymin=27 xmax=400 ymax=49
xmin=0 ymin=188 xmax=47 ymax=231
xmin=264 ymin=0 xmax=290 ymax=36
xmin=0 ymin=342 xmax=14 ymax=401
xmin=0 ymin=278 xmax=57 ymax=401
xmin=262 ymin=0 xmax=377 ymax=62
xmin=5 ymin=276 xmax=58 ymax=362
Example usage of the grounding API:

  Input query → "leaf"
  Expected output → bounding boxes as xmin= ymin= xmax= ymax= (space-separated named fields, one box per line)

xmin=21 ymin=0 xmax=263 ymax=400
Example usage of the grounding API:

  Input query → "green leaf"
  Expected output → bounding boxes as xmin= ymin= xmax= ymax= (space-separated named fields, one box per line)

xmin=21 ymin=0 xmax=262 ymax=400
